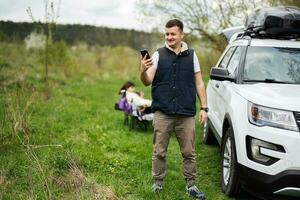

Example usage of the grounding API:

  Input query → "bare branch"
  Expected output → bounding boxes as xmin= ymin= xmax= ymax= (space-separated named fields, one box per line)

xmin=26 ymin=0 xmax=62 ymax=84
xmin=56 ymin=0 xmax=62 ymax=20
xmin=26 ymin=7 xmax=35 ymax=22
xmin=136 ymin=0 xmax=275 ymax=52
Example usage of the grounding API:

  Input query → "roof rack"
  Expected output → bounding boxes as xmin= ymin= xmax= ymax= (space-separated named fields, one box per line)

xmin=244 ymin=6 xmax=300 ymax=39
xmin=221 ymin=26 xmax=244 ymax=42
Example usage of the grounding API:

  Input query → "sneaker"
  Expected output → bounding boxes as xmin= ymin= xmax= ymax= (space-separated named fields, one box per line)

xmin=151 ymin=183 xmax=162 ymax=193
xmin=186 ymin=185 xmax=206 ymax=200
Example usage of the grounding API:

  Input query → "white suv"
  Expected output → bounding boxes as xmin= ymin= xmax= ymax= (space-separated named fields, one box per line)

xmin=204 ymin=8 xmax=300 ymax=199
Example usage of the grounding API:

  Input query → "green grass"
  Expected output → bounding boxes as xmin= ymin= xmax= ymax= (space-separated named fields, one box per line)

xmin=0 ymin=74 xmax=242 ymax=200
xmin=0 ymin=38 xmax=257 ymax=200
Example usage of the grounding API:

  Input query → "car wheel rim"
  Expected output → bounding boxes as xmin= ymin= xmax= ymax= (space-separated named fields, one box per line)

xmin=223 ymin=137 xmax=232 ymax=186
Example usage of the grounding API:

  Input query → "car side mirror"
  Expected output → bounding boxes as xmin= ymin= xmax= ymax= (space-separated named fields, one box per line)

xmin=210 ymin=67 xmax=235 ymax=82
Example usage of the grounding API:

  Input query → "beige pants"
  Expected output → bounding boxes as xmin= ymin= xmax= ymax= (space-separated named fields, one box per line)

xmin=152 ymin=111 xmax=196 ymax=186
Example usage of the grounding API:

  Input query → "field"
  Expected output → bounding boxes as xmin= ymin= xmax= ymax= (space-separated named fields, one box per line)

xmin=0 ymin=42 xmax=251 ymax=199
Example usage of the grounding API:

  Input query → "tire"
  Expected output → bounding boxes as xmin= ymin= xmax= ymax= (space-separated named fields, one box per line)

xmin=221 ymin=127 xmax=241 ymax=196
xmin=202 ymin=121 xmax=217 ymax=145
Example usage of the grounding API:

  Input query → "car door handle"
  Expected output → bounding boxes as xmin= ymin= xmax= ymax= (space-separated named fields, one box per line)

xmin=215 ymin=83 xmax=220 ymax=88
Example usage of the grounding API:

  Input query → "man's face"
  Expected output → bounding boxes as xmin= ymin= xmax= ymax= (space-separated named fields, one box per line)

xmin=165 ymin=26 xmax=184 ymax=49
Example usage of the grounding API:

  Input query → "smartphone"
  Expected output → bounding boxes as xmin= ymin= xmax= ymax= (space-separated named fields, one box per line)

xmin=140 ymin=49 xmax=151 ymax=59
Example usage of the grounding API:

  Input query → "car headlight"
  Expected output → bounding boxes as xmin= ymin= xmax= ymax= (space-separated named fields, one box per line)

xmin=248 ymin=102 xmax=299 ymax=132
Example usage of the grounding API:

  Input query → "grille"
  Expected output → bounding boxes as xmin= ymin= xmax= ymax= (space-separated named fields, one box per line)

xmin=294 ymin=111 xmax=300 ymax=131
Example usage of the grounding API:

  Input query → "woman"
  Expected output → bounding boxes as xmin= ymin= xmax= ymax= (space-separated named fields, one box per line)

xmin=119 ymin=81 xmax=153 ymax=121
xmin=119 ymin=81 xmax=152 ymax=108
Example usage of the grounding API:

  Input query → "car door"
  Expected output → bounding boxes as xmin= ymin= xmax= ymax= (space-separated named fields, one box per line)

xmin=217 ymin=46 xmax=244 ymax=127
xmin=209 ymin=46 xmax=243 ymax=136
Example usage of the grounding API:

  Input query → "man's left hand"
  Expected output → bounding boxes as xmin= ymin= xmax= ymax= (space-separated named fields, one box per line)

xmin=198 ymin=110 xmax=207 ymax=125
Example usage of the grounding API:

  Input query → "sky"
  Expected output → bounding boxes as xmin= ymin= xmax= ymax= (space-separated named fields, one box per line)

xmin=0 ymin=0 xmax=150 ymax=31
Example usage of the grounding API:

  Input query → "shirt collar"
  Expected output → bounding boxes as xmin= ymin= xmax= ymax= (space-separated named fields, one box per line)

xmin=165 ymin=41 xmax=188 ymax=54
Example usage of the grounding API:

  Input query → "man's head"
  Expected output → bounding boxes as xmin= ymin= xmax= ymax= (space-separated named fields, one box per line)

xmin=165 ymin=19 xmax=184 ymax=49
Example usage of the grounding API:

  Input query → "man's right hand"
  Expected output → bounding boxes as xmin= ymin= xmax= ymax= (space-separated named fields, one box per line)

xmin=140 ymin=53 xmax=156 ymax=86
xmin=140 ymin=54 xmax=153 ymax=73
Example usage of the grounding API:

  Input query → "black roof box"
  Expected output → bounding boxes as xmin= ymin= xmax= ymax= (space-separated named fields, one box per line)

xmin=245 ymin=6 xmax=300 ymax=38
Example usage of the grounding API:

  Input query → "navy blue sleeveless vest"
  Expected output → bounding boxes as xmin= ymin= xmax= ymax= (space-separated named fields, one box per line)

xmin=151 ymin=47 xmax=196 ymax=116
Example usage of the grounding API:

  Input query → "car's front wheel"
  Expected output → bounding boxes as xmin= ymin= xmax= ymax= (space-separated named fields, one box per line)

xmin=221 ymin=126 xmax=241 ymax=196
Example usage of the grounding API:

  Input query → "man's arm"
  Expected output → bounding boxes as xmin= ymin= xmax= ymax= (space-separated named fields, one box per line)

xmin=195 ymin=71 xmax=208 ymax=124
xmin=140 ymin=67 xmax=154 ymax=86
xmin=140 ymin=52 xmax=157 ymax=86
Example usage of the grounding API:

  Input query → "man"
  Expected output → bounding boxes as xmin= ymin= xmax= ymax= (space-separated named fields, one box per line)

xmin=140 ymin=19 xmax=208 ymax=200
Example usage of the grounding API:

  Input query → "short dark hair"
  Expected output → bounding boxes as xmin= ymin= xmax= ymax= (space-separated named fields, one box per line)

xmin=165 ymin=19 xmax=183 ymax=31
xmin=119 ymin=81 xmax=135 ymax=94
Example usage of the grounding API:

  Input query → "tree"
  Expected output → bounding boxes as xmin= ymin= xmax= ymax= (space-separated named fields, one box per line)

xmin=26 ymin=0 xmax=61 ymax=85
xmin=136 ymin=0 xmax=294 ymax=52
xmin=272 ymin=0 xmax=300 ymax=7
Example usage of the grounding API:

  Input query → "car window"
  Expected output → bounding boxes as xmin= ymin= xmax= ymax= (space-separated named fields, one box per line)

xmin=218 ymin=47 xmax=236 ymax=68
xmin=227 ymin=47 xmax=242 ymax=75
xmin=244 ymin=47 xmax=300 ymax=84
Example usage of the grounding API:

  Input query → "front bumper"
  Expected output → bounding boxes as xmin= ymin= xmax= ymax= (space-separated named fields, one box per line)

xmin=238 ymin=164 xmax=300 ymax=200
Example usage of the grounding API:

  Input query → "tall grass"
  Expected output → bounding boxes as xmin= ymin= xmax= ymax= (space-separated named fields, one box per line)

xmin=0 ymin=41 xmax=253 ymax=199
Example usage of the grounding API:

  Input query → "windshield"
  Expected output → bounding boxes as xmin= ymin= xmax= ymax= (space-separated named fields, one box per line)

xmin=243 ymin=46 xmax=300 ymax=84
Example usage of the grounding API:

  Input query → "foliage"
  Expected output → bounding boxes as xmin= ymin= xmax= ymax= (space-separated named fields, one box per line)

xmin=272 ymin=0 xmax=300 ymax=6
xmin=25 ymin=30 xmax=46 ymax=49
xmin=0 ymin=40 xmax=251 ymax=199
xmin=1 ymin=1 xmax=299 ymax=198
xmin=0 ymin=21 xmax=162 ymax=52
xmin=0 ymin=20 xmax=220 ymax=73
xmin=43 ymin=40 xmax=73 ymax=69
xmin=26 ymin=0 xmax=62 ymax=86
xmin=136 ymin=0 xmax=299 ymax=52
xmin=0 ymin=75 xmax=235 ymax=200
